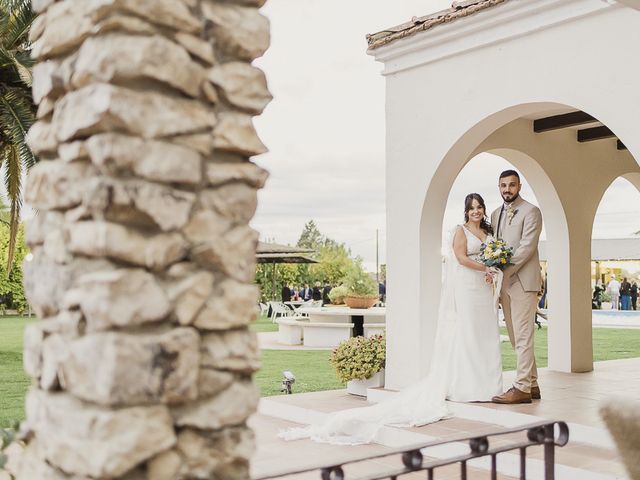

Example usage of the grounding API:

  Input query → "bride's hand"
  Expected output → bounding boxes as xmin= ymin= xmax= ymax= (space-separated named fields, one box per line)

xmin=484 ymin=266 xmax=499 ymax=283
xmin=485 ymin=266 xmax=500 ymax=275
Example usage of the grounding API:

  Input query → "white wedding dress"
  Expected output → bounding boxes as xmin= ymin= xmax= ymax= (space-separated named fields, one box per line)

xmin=279 ymin=226 xmax=503 ymax=445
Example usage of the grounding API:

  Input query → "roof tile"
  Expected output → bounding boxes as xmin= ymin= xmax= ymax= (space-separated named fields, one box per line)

xmin=367 ymin=0 xmax=509 ymax=51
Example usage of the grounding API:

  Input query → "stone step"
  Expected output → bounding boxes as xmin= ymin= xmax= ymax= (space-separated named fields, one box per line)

xmin=256 ymin=393 xmax=625 ymax=480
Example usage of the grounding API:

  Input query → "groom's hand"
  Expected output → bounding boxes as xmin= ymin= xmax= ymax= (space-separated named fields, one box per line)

xmin=502 ymin=266 xmax=518 ymax=287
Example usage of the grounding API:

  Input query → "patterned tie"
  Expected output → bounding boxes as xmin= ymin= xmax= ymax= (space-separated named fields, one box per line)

xmin=498 ymin=204 xmax=508 ymax=238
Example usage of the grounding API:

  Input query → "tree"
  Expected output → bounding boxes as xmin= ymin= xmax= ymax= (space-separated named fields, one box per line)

xmin=0 ymin=220 xmax=26 ymax=311
xmin=297 ymin=220 xmax=323 ymax=249
xmin=255 ymin=222 xmax=360 ymax=300
xmin=0 ymin=0 xmax=37 ymax=271
xmin=309 ymin=242 xmax=354 ymax=286
xmin=255 ymin=262 xmax=300 ymax=302
xmin=0 ymin=198 xmax=27 ymax=310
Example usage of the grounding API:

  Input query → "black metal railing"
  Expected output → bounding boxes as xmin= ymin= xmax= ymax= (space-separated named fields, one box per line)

xmin=253 ymin=420 xmax=569 ymax=480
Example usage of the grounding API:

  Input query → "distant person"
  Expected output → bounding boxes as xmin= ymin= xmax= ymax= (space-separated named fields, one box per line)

xmin=322 ymin=281 xmax=332 ymax=305
xmin=538 ymin=272 xmax=548 ymax=309
xmin=592 ymin=281 xmax=604 ymax=310
xmin=631 ymin=281 xmax=638 ymax=311
xmin=281 ymin=284 xmax=292 ymax=302
xmin=378 ymin=281 xmax=386 ymax=303
xmin=620 ymin=278 xmax=631 ymax=310
xmin=292 ymin=287 xmax=300 ymax=301
xmin=300 ymin=283 xmax=312 ymax=301
xmin=607 ymin=276 xmax=621 ymax=310
xmin=312 ymin=281 xmax=323 ymax=301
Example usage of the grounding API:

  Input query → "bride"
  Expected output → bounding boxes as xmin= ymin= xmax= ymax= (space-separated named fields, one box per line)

xmin=280 ymin=193 xmax=503 ymax=445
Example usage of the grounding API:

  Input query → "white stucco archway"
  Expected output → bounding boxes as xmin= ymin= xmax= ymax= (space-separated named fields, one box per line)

xmin=621 ymin=172 xmax=640 ymax=195
xmin=368 ymin=1 xmax=640 ymax=389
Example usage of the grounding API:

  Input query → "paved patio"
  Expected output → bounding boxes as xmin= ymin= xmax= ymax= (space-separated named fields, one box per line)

xmin=250 ymin=358 xmax=640 ymax=479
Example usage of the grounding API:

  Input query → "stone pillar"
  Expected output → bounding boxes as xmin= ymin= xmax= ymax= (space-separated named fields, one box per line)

xmin=21 ymin=0 xmax=271 ymax=478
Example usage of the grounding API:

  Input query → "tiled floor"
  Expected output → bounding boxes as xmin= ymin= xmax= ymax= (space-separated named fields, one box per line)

xmin=250 ymin=358 xmax=640 ymax=479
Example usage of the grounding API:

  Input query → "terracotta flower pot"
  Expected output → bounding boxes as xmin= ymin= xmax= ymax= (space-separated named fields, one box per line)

xmin=344 ymin=296 xmax=378 ymax=309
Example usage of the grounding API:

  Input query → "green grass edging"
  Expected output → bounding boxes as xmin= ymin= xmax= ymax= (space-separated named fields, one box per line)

xmin=2 ymin=317 xmax=640 ymax=426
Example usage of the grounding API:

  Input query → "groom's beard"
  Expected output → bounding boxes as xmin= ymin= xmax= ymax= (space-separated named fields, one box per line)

xmin=501 ymin=192 xmax=520 ymax=203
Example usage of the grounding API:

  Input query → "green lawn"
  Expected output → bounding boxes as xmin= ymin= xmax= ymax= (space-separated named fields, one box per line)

xmin=255 ymin=350 xmax=343 ymax=396
xmin=2 ymin=316 xmax=640 ymax=427
xmin=250 ymin=313 xmax=278 ymax=332
xmin=500 ymin=327 xmax=546 ymax=371
xmin=0 ymin=316 xmax=36 ymax=428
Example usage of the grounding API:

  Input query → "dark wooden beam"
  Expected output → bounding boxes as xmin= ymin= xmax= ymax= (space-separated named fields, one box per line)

xmin=534 ymin=111 xmax=597 ymax=133
xmin=617 ymin=140 xmax=627 ymax=150
xmin=577 ymin=126 xmax=615 ymax=143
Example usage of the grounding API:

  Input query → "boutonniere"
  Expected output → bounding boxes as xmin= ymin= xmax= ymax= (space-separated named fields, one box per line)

xmin=507 ymin=206 xmax=519 ymax=225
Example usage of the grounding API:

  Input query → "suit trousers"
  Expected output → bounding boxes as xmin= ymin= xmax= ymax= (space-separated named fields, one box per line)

xmin=610 ymin=293 xmax=619 ymax=310
xmin=500 ymin=277 xmax=538 ymax=393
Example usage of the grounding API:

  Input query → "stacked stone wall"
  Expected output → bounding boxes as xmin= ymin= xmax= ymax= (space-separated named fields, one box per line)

xmin=21 ymin=0 xmax=271 ymax=478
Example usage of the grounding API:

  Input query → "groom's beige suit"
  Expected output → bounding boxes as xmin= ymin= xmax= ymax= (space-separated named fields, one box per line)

xmin=491 ymin=196 xmax=543 ymax=393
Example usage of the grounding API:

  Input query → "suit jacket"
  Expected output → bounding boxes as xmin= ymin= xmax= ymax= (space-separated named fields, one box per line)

xmin=322 ymin=285 xmax=332 ymax=304
xmin=491 ymin=196 xmax=543 ymax=292
xmin=281 ymin=286 xmax=292 ymax=302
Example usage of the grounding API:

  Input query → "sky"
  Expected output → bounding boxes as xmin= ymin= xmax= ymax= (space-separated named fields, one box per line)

xmin=0 ymin=2 xmax=634 ymax=276
xmin=250 ymin=0 xmax=640 ymax=272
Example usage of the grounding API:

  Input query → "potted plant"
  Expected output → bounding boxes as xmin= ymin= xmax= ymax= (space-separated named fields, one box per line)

xmin=343 ymin=265 xmax=379 ymax=309
xmin=327 ymin=284 xmax=348 ymax=305
xmin=330 ymin=334 xmax=385 ymax=396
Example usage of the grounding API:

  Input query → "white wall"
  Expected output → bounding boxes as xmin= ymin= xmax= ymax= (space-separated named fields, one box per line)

xmin=371 ymin=1 xmax=640 ymax=388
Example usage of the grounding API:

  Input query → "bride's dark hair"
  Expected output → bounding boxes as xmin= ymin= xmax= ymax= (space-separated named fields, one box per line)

xmin=464 ymin=193 xmax=493 ymax=235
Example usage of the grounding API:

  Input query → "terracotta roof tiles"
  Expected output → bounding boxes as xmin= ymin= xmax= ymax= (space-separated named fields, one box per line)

xmin=367 ymin=0 xmax=510 ymax=51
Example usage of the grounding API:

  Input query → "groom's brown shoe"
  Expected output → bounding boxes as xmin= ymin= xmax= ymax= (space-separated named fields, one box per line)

xmin=491 ymin=387 xmax=532 ymax=404
xmin=531 ymin=386 xmax=541 ymax=400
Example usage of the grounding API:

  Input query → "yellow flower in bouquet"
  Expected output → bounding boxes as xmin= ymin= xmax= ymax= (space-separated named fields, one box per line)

xmin=479 ymin=239 xmax=513 ymax=270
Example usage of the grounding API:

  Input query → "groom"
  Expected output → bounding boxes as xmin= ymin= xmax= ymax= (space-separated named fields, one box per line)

xmin=491 ymin=170 xmax=543 ymax=404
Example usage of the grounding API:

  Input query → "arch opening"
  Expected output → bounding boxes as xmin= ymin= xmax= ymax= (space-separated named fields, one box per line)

xmin=385 ymin=101 xmax=640 ymax=389
xmin=412 ymin=102 xmax=622 ymax=384
xmin=590 ymin=176 xmax=640 ymax=312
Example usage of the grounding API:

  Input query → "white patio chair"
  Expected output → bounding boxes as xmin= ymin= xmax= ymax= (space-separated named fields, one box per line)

xmin=259 ymin=302 xmax=268 ymax=317
xmin=268 ymin=301 xmax=294 ymax=323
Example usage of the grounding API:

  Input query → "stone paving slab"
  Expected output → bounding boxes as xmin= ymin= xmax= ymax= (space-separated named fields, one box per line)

xmin=251 ymin=358 xmax=640 ymax=479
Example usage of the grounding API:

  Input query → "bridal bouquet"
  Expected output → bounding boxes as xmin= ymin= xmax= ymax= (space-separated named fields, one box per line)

xmin=480 ymin=239 xmax=512 ymax=312
xmin=479 ymin=238 xmax=513 ymax=270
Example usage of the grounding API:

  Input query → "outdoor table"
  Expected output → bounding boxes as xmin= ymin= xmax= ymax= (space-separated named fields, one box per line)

xmin=296 ymin=306 xmax=385 ymax=337
xmin=284 ymin=301 xmax=304 ymax=311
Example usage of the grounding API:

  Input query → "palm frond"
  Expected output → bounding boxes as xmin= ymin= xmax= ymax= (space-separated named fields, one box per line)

xmin=0 ymin=87 xmax=36 ymax=168
xmin=0 ymin=0 xmax=37 ymax=273
xmin=13 ymin=50 xmax=33 ymax=86
xmin=0 ymin=45 xmax=16 ymax=69
xmin=3 ymin=143 xmax=21 ymax=272
xmin=2 ymin=0 xmax=35 ymax=51
xmin=0 ymin=46 xmax=32 ymax=87
xmin=0 ymin=5 xmax=9 ymax=38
